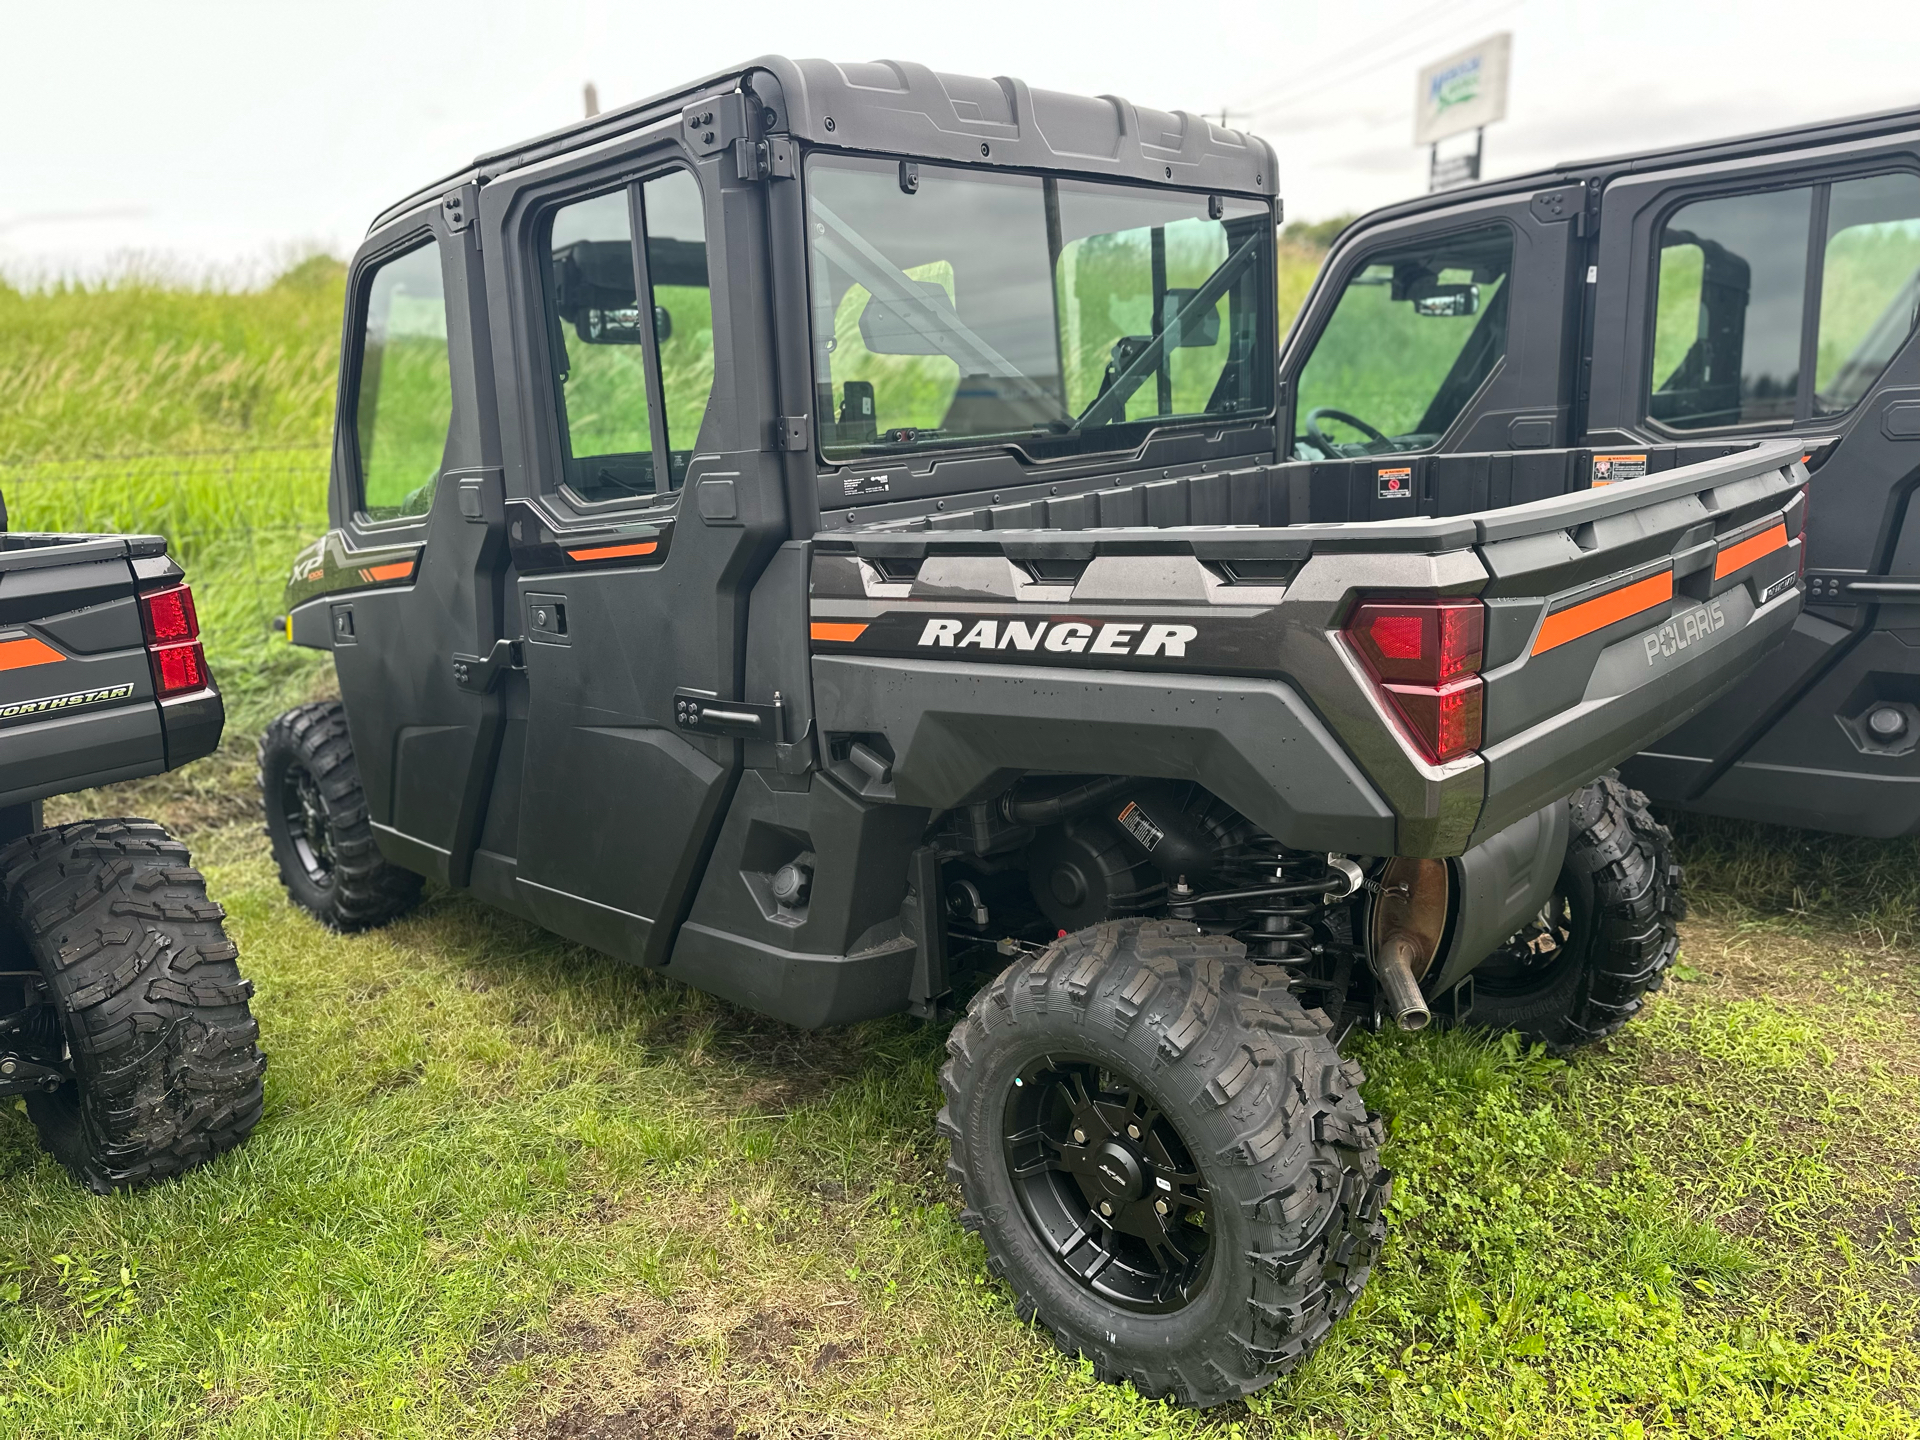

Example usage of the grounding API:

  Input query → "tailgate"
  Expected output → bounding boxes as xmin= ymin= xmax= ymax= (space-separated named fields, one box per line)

xmin=1461 ymin=443 xmax=1804 ymax=844
xmin=807 ymin=439 xmax=1805 ymax=856
xmin=0 ymin=534 xmax=185 ymax=808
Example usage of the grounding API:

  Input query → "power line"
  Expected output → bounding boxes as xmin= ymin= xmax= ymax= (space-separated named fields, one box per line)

xmin=1227 ymin=0 xmax=1524 ymax=129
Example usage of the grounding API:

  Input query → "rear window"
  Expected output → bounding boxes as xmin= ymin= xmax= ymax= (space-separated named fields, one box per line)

xmin=352 ymin=239 xmax=452 ymax=522
xmin=1649 ymin=173 xmax=1920 ymax=430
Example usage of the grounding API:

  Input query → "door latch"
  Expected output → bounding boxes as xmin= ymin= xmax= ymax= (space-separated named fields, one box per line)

xmin=673 ymin=688 xmax=784 ymax=742
xmin=452 ymin=638 xmax=522 ymax=693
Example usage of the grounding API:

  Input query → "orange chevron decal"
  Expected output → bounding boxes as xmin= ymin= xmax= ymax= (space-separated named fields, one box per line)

xmin=566 ymin=540 xmax=659 ymax=562
xmin=357 ymin=560 xmax=414 ymax=584
xmin=810 ymin=622 xmax=870 ymax=643
xmin=0 ymin=636 xmax=64 ymax=670
xmin=1714 ymin=522 xmax=1789 ymax=580
xmin=1532 ymin=571 xmax=1674 ymax=656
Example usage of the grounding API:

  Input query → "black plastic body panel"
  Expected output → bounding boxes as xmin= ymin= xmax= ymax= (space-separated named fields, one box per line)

xmin=0 ymin=532 xmax=222 ymax=808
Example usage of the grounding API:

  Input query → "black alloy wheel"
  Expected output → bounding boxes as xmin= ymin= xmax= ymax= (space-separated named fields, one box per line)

xmin=278 ymin=760 xmax=335 ymax=888
xmin=1003 ymin=1057 xmax=1211 ymax=1312
xmin=1471 ymin=891 xmax=1580 ymax=1000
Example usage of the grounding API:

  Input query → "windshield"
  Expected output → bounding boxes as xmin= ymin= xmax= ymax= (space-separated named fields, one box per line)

xmin=806 ymin=155 xmax=1273 ymax=463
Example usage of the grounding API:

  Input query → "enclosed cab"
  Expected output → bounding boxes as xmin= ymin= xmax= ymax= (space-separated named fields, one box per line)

xmin=264 ymin=57 xmax=1805 ymax=1406
xmin=1280 ymin=104 xmax=1920 ymax=836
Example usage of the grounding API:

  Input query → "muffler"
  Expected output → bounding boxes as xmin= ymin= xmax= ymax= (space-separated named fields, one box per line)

xmin=1369 ymin=857 xmax=1450 ymax=1031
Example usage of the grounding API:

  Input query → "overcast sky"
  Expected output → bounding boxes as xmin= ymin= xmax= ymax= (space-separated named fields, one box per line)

xmin=5 ymin=0 xmax=1918 ymax=282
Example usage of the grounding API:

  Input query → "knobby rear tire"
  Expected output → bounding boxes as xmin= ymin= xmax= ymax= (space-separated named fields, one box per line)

xmin=939 ymin=917 xmax=1390 ymax=1407
xmin=1466 ymin=775 xmax=1685 ymax=1053
xmin=4 ymin=819 xmax=266 ymax=1192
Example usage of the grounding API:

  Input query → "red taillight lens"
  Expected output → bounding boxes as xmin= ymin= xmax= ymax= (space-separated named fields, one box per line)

xmin=1348 ymin=598 xmax=1483 ymax=684
xmin=151 ymin=641 xmax=209 ymax=696
xmin=1382 ymin=678 xmax=1484 ymax=764
xmin=139 ymin=584 xmax=199 ymax=645
xmin=139 ymin=582 xmax=209 ymax=697
xmin=1344 ymin=595 xmax=1486 ymax=764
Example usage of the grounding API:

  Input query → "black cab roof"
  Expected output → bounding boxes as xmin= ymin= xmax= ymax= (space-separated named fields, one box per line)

xmin=371 ymin=55 xmax=1276 ymax=234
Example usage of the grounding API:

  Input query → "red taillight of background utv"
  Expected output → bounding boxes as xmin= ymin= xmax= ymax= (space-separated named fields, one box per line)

xmin=139 ymin=583 xmax=210 ymax=697
xmin=139 ymin=584 xmax=198 ymax=645
xmin=1344 ymin=596 xmax=1485 ymax=764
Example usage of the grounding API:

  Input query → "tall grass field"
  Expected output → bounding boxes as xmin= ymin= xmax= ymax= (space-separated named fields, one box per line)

xmin=2 ymin=240 xmax=1919 ymax=1440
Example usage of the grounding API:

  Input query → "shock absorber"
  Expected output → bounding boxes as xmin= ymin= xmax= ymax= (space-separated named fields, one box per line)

xmin=1166 ymin=825 xmax=1353 ymax=964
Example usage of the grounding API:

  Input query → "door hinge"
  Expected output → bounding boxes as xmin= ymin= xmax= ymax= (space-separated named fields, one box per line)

xmin=773 ymin=414 xmax=811 ymax=452
xmin=452 ymin=638 xmax=522 ymax=693
xmin=736 ymin=134 xmax=797 ymax=183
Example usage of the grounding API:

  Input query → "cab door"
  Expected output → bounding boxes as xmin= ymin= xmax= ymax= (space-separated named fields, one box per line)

xmin=1278 ymin=185 xmax=1584 ymax=483
xmin=326 ymin=192 xmax=511 ymax=886
xmin=479 ymin=136 xmax=788 ymax=964
xmin=1588 ymin=131 xmax=1920 ymax=831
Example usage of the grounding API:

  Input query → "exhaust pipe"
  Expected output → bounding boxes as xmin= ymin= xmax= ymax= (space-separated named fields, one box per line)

xmin=1373 ymin=932 xmax=1432 ymax=1031
xmin=1369 ymin=857 xmax=1449 ymax=1032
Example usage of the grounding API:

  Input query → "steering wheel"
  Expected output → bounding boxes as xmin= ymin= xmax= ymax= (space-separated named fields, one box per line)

xmin=1305 ymin=406 xmax=1391 ymax=454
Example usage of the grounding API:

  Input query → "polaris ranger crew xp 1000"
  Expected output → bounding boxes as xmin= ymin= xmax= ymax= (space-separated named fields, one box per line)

xmin=263 ymin=57 xmax=1807 ymax=1405
xmin=1281 ymin=103 xmax=1920 ymax=837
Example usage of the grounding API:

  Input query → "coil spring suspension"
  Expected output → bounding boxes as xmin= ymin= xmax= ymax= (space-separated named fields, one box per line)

xmin=1166 ymin=807 xmax=1341 ymax=965
xmin=1224 ymin=840 xmax=1325 ymax=963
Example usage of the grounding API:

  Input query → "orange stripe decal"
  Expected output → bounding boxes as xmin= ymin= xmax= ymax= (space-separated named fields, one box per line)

xmin=810 ymin=622 xmax=869 ymax=643
xmin=566 ymin=540 xmax=659 ymax=562
xmin=1714 ymin=522 xmax=1789 ymax=580
xmin=0 ymin=636 xmax=64 ymax=671
xmin=357 ymin=560 xmax=414 ymax=584
xmin=1532 ymin=571 xmax=1674 ymax=656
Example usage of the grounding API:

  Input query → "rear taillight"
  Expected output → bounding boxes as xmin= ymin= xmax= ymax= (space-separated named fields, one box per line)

xmin=1344 ymin=596 xmax=1485 ymax=764
xmin=139 ymin=583 xmax=210 ymax=697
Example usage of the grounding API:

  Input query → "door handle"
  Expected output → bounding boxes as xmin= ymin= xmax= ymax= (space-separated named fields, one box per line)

xmin=673 ymin=688 xmax=783 ymax=741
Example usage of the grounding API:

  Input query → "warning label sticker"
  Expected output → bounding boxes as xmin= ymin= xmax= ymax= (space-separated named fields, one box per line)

xmin=1115 ymin=800 xmax=1165 ymax=853
xmin=843 ymin=472 xmax=893 ymax=497
xmin=1376 ymin=466 xmax=1414 ymax=500
xmin=1591 ymin=454 xmax=1649 ymax=487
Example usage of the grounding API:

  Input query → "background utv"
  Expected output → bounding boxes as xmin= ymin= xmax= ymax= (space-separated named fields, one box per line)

xmin=262 ymin=56 xmax=1805 ymax=1405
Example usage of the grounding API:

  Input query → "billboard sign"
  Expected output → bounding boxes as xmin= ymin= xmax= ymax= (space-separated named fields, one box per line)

xmin=1414 ymin=33 xmax=1512 ymax=146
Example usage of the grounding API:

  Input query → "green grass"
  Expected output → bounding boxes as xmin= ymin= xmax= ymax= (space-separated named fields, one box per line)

xmin=4 ymin=790 xmax=1915 ymax=1438
xmin=4 ymin=251 xmax=1918 ymax=1438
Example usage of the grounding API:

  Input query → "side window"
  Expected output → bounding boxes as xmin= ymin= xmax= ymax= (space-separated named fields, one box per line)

xmin=354 ymin=240 xmax=451 ymax=521
xmin=1816 ymin=173 xmax=1920 ymax=414
xmin=1648 ymin=173 xmax=1920 ymax=430
xmin=544 ymin=190 xmax=657 ymax=502
xmin=1292 ymin=225 xmax=1514 ymax=458
xmin=1650 ymin=188 xmax=1810 ymax=429
xmin=642 ymin=170 xmax=715 ymax=488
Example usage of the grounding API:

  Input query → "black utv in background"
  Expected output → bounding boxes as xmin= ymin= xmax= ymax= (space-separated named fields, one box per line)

xmin=0 ymin=522 xmax=263 ymax=1191
xmin=1283 ymin=103 xmax=1920 ymax=837
xmin=262 ymin=56 xmax=1805 ymax=1405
